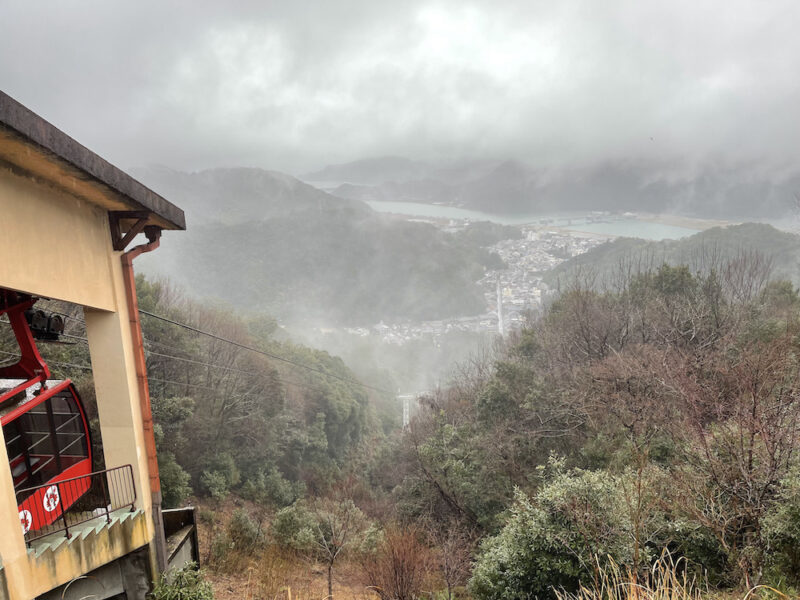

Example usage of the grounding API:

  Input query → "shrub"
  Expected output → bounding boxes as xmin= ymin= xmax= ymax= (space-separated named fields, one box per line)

xmin=469 ymin=466 xmax=639 ymax=600
xmin=149 ymin=562 xmax=214 ymax=600
xmin=158 ymin=451 xmax=192 ymax=508
xmin=240 ymin=466 xmax=303 ymax=507
xmin=199 ymin=471 xmax=229 ymax=502
xmin=270 ymin=501 xmax=316 ymax=552
xmin=762 ymin=469 xmax=800 ymax=582
xmin=209 ymin=531 xmax=233 ymax=566
xmin=197 ymin=508 xmax=216 ymax=525
xmin=198 ymin=452 xmax=241 ymax=502
xmin=227 ymin=508 xmax=266 ymax=551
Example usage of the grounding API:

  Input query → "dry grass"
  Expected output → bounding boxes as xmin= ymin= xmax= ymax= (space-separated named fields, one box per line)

xmin=207 ymin=555 xmax=380 ymax=600
xmin=194 ymin=497 xmax=378 ymax=600
xmin=555 ymin=554 xmax=703 ymax=600
xmin=554 ymin=554 xmax=797 ymax=600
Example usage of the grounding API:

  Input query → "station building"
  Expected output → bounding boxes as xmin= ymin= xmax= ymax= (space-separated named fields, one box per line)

xmin=0 ymin=91 xmax=196 ymax=600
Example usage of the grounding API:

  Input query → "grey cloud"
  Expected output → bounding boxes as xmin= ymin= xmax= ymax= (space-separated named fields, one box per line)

xmin=1 ymin=0 xmax=798 ymax=174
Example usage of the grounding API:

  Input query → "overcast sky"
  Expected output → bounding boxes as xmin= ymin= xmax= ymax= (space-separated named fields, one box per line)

xmin=1 ymin=1 xmax=798 ymax=174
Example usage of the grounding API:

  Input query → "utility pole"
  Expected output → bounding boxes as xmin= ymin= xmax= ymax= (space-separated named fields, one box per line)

xmin=497 ymin=277 xmax=505 ymax=337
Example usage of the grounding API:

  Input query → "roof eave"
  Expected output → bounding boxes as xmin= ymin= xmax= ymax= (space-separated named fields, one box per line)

xmin=0 ymin=91 xmax=185 ymax=231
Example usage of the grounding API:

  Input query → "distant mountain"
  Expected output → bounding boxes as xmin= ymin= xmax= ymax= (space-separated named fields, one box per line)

xmin=543 ymin=223 xmax=800 ymax=288
xmin=132 ymin=166 xmax=368 ymax=225
xmin=305 ymin=158 xmax=800 ymax=219
xmin=135 ymin=166 xmax=497 ymax=325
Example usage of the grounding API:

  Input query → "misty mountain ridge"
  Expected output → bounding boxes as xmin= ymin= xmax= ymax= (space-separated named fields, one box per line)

xmin=135 ymin=166 xmax=499 ymax=326
xmin=132 ymin=165 xmax=369 ymax=225
xmin=304 ymin=157 xmax=800 ymax=219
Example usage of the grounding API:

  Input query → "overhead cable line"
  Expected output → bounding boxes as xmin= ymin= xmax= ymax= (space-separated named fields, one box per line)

xmin=2 ymin=308 xmax=393 ymax=395
xmin=143 ymin=348 xmax=330 ymax=392
xmin=148 ymin=374 xmax=323 ymax=394
xmin=144 ymin=349 xmax=260 ymax=376
xmin=0 ymin=323 xmax=322 ymax=393
xmin=0 ymin=349 xmax=321 ymax=394
xmin=0 ymin=349 xmax=93 ymax=372
xmin=138 ymin=309 xmax=392 ymax=394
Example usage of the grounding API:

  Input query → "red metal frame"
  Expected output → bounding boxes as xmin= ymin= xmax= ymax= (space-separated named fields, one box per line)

xmin=1 ymin=289 xmax=93 ymax=534
xmin=0 ymin=290 xmax=50 ymax=394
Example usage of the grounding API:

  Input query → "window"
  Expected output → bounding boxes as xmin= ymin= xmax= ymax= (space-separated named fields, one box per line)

xmin=3 ymin=388 xmax=89 ymax=503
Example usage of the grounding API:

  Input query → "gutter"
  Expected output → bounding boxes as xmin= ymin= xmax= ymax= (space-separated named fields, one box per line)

xmin=121 ymin=225 xmax=169 ymax=574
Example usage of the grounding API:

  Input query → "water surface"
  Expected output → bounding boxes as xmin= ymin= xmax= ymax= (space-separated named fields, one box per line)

xmin=365 ymin=201 xmax=700 ymax=240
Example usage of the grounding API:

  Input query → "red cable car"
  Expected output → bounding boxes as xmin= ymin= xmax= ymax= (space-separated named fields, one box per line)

xmin=0 ymin=290 xmax=92 ymax=535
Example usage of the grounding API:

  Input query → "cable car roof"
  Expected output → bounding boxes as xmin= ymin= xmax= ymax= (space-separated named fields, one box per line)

xmin=0 ymin=378 xmax=67 ymax=420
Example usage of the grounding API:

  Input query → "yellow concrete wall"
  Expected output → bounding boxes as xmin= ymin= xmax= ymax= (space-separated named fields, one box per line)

xmin=0 ymin=167 xmax=116 ymax=311
xmin=23 ymin=512 xmax=150 ymax=600
xmin=0 ymin=166 xmax=157 ymax=598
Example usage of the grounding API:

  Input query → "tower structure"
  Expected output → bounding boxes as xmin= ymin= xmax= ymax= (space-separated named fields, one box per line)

xmin=497 ymin=277 xmax=505 ymax=337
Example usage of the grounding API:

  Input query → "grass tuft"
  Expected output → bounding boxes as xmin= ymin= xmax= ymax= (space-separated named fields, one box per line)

xmin=555 ymin=553 xmax=798 ymax=600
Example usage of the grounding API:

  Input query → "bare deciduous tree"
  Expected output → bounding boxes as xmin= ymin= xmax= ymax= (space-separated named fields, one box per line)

xmin=311 ymin=498 xmax=366 ymax=599
xmin=360 ymin=524 xmax=431 ymax=600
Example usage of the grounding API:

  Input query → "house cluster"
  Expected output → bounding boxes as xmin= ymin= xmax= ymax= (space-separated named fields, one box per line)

xmin=348 ymin=226 xmax=608 ymax=345
xmin=479 ymin=228 xmax=606 ymax=326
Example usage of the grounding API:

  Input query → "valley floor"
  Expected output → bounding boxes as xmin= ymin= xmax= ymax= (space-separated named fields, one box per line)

xmin=195 ymin=497 xmax=387 ymax=600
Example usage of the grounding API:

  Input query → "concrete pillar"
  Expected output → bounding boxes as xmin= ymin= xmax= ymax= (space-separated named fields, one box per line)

xmin=85 ymin=301 xmax=163 ymax=581
xmin=84 ymin=307 xmax=153 ymax=523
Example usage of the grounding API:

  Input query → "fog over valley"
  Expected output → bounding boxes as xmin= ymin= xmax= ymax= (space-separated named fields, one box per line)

xmin=3 ymin=2 xmax=800 ymax=598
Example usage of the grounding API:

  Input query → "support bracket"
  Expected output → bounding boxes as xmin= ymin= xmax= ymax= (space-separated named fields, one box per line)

xmin=109 ymin=211 xmax=151 ymax=252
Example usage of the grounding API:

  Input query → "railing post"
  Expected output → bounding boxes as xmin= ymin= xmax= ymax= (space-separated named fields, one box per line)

xmin=101 ymin=472 xmax=112 ymax=524
xmin=60 ymin=481 xmax=70 ymax=539
xmin=128 ymin=464 xmax=137 ymax=511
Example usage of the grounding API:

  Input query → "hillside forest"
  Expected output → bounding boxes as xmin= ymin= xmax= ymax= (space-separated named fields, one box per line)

xmin=7 ymin=3 xmax=800 ymax=599
xmin=5 ymin=249 xmax=800 ymax=599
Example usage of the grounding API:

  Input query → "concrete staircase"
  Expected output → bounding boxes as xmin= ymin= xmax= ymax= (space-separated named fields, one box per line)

xmin=29 ymin=508 xmax=145 ymax=559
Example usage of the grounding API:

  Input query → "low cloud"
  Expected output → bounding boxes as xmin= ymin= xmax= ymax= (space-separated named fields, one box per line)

xmin=1 ymin=0 xmax=798 ymax=173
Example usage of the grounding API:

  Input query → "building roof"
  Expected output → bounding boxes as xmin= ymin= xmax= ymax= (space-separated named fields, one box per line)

xmin=0 ymin=90 xmax=185 ymax=231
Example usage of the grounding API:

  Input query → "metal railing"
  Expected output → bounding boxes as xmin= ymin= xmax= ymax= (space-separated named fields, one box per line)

xmin=15 ymin=464 xmax=136 ymax=545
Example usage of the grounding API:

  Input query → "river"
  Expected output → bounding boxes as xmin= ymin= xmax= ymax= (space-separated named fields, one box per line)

xmin=364 ymin=200 xmax=701 ymax=241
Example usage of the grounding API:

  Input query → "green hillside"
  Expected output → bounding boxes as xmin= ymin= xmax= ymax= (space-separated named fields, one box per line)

xmin=544 ymin=223 xmax=800 ymax=289
xmin=135 ymin=167 xmax=500 ymax=326
xmin=176 ymin=208 xmax=495 ymax=325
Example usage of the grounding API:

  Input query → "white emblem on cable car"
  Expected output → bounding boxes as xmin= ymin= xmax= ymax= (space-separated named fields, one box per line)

xmin=43 ymin=485 xmax=60 ymax=512
xmin=19 ymin=509 xmax=32 ymax=534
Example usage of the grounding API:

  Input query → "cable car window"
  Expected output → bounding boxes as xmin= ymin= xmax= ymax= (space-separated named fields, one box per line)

xmin=4 ymin=419 xmax=28 ymax=486
xmin=51 ymin=391 xmax=88 ymax=468
xmin=2 ymin=390 xmax=89 ymax=497
xmin=14 ymin=403 xmax=60 ymax=487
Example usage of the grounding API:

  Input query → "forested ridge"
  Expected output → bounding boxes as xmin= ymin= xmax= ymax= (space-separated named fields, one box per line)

xmin=176 ymin=211 xmax=500 ymax=324
xmin=545 ymin=223 xmax=800 ymax=289
xmin=157 ymin=252 xmax=800 ymax=599
xmin=135 ymin=167 xmax=504 ymax=325
xmin=5 ymin=258 xmax=800 ymax=599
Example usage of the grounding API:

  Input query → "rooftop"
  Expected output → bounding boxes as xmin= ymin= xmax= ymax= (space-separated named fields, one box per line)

xmin=0 ymin=90 xmax=185 ymax=231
